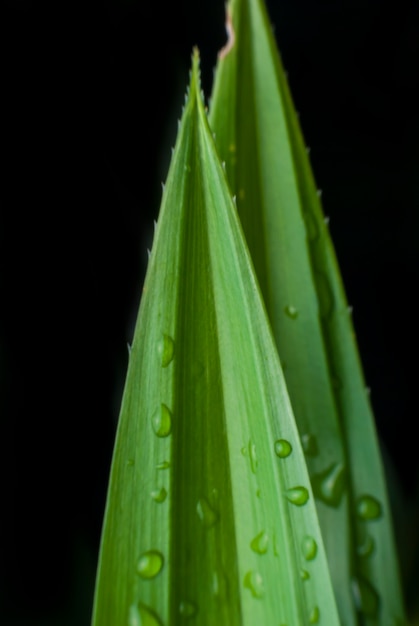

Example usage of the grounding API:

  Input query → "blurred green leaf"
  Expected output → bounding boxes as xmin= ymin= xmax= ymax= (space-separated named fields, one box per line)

xmin=209 ymin=0 xmax=408 ymax=623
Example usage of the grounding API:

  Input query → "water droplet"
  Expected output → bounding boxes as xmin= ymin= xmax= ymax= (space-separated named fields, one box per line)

xmin=156 ymin=460 xmax=170 ymax=470
xmin=300 ymin=569 xmax=310 ymax=580
xmin=152 ymin=404 xmax=172 ymax=438
xmin=129 ymin=602 xmax=163 ymax=626
xmin=285 ymin=486 xmax=309 ymax=506
xmin=302 ymin=536 xmax=317 ymax=561
xmin=311 ymin=462 xmax=346 ymax=507
xmin=357 ymin=534 xmax=375 ymax=558
xmin=157 ymin=334 xmax=175 ymax=367
xmin=284 ymin=305 xmax=299 ymax=319
xmin=197 ymin=497 xmax=218 ymax=528
xmin=241 ymin=446 xmax=248 ymax=456
xmin=211 ymin=487 xmax=220 ymax=503
xmin=151 ymin=487 xmax=167 ymax=503
xmin=274 ymin=439 xmax=292 ymax=458
xmin=136 ymin=550 xmax=164 ymax=579
xmin=228 ymin=143 xmax=236 ymax=153
xmin=356 ymin=495 xmax=382 ymax=520
xmin=301 ymin=433 xmax=318 ymax=456
xmin=248 ymin=440 xmax=258 ymax=473
xmin=250 ymin=531 xmax=269 ymax=554
xmin=352 ymin=576 xmax=380 ymax=617
xmin=239 ymin=189 xmax=245 ymax=200
xmin=179 ymin=601 xmax=197 ymax=618
xmin=243 ymin=570 xmax=265 ymax=598
xmin=309 ymin=606 xmax=320 ymax=623
xmin=127 ymin=458 xmax=135 ymax=467
xmin=212 ymin=570 xmax=228 ymax=599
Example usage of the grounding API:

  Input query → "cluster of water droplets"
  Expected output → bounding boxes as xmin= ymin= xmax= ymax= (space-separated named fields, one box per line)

xmin=299 ymin=430 xmax=385 ymax=620
xmin=128 ymin=333 xmax=177 ymax=625
xmin=129 ymin=331 xmax=387 ymax=622
xmin=239 ymin=434 xmax=323 ymax=623
xmin=299 ymin=431 xmax=347 ymax=508
xmin=352 ymin=493 xmax=384 ymax=618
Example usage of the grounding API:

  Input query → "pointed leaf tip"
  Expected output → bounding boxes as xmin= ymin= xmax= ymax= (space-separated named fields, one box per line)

xmin=190 ymin=46 xmax=201 ymax=93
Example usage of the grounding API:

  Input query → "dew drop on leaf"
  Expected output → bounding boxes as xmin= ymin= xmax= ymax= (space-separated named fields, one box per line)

xmin=179 ymin=600 xmax=197 ymax=617
xmin=129 ymin=602 xmax=163 ymax=626
xmin=212 ymin=570 xmax=229 ymax=599
xmin=301 ymin=433 xmax=318 ymax=456
xmin=157 ymin=334 xmax=175 ymax=367
xmin=136 ymin=550 xmax=164 ymax=579
xmin=302 ymin=536 xmax=318 ymax=561
xmin=356 ymin=495 xmax=382 ymax=520
xmin=284 ymin=305 xmax=299 ymax=319
xmin=311 ymin=462 xmax=346 ymax=507
xmin=285 ymin=486 xmax=309 ymax=506
xmin=249 ymin=440 xmax=258 ymax=473
xmin=196 ymin=497 xmax=219 ymax=528
xmin=352 ymin=576 xmax=380 ymax=617
xmin=156 ymin=460 xmax=170 ymax=470
xmin=356 ymin=534 xmax=375 ymax=558
xmin=151 ymin=487 xmax=167 ymax=503
xmin=274 ymin=439 xmax=292 ymax=458
xmin=250 ymin=530 xmax=269 ymax=554
xmin=243 ymin=570 xmax=265 ymax=598
xmin=300 ymin=569 xmax=310 ymax=580
xmin=152 ymin=404 xmax=173 ymax=438
xmin=309 ymin=605 xmax=320 ymax=623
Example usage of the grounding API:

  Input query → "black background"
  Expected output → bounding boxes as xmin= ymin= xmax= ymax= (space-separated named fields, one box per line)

xmin=1 ymin=0 xmax=418 ymax=624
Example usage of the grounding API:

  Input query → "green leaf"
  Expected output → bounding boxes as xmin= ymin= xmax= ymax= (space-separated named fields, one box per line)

xmin=209 ymin=0 xmax=408 ymax=624
xmin=91 ymin=49 xmax=341 ymax=626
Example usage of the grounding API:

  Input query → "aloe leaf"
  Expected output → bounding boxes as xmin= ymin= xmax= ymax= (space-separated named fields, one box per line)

xmin=208 ymin=1 xmax=408 ymax=624
xmin=91 ymin=49 xmax=341 ymax=626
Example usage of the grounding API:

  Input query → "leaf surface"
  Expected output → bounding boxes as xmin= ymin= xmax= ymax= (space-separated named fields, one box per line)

xmin=91 ymin=49 xmax=341 ymax=626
